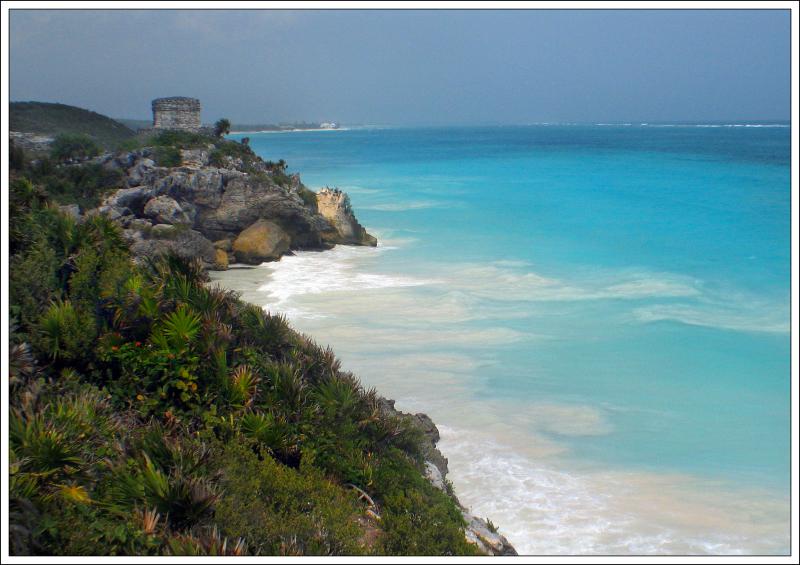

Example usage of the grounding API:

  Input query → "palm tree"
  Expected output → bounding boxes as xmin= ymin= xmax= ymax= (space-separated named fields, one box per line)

xmin=214 ymin=118 xmax=231 ymax=138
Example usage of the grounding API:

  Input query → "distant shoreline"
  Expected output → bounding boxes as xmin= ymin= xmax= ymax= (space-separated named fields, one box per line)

xmin=229 ymin=127 xmax=350 ymax=135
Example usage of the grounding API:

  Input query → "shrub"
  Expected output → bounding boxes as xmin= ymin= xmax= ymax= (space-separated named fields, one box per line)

xmin=297 ymin=186 xmax=318 ymax=209
xmin=50 ymin=133 xmax=101 ymax=163
xmin=26 ymin=161 xmax=123 ymax=209
xmin=10 ymin=139 xmax=26 ymax=169
xmin=208 ymin=140 xmax=255 ymax=169
xmin=150 ymin=130 xmax=213 ymax=149
xmin=212 ymin=442 xmax=366 ymax=556
xmin=10 ymin=239 xmax=60 ymax=333
xmin=153 ymin=146 xmax=182 ymax=168
xmin=34 ymin=299 xmax=96 ymax=363
xmin=214 ymin=118 xmax=231 ymax=138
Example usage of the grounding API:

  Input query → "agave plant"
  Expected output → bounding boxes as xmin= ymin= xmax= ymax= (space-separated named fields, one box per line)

xmin=228 ymin=365 xmax=260 ymax=408
xmin=110 ymin=455 xmax=218 ymax=530
xmin=166 ymin=275 xmax=195 ymax=305
xmin=131 ymin=421 xmax=207 ymax=472
xmin=37 ymin=299 xmax=85 ymax=361
xmin=10 ymin=342 xmax=35 ymax=386
xmin=239 ymin=411 xmax=298 ymax=460
xmin=313 ymin=376 xmax=362 ymax=420
xmin=147 ymin=254 xmax=208 ymax=288
xmin=84 ymin=214 xmax=127 ymax=252
xmin=10 ymin=410 xmax=83 ymax=478
xmin=166 ymin=527 xmax=246 ymax=556
xmin=266 ymin=363 xmax=308 ymax=414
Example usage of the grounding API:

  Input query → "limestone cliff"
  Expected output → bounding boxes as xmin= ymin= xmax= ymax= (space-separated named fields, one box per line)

xmin=316 ymin=187 xmax=378 ymax=247
xmin=87 ymin=144 xmax=376 ymax=268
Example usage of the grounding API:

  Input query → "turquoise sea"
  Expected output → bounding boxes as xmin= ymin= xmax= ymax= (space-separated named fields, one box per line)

xmin=213 ymin=124 xmax=790 ymax=554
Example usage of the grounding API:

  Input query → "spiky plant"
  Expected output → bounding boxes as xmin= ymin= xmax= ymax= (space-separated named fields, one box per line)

xmin=10 ymin=410 xmax=83 ymax=479
xmin=313 ymin=376 xmax=362 ymax=420
xmin=138 ymin=507 xmax=161 ymax=536
xmin=159 ymin=305 xmax=202 ymax=349
xmin=10 ymin=342 xmax=35 ymax=386
xmin=228 ymin=365 xmax=260 ymax=408
xmin=265 ymin=363 xmax=308 ymax=415
xmin=36 ymin=299 xmax=91 ymax=361
xmin=239 ymin=411 xmax=297 ymax=461
xmin=146 ymin=254 xmax=208 ymax=288
xmin=166 ymin=527 xmax=246 ymax=556
xmin=110 ymin=455 xmax=218 ymax=530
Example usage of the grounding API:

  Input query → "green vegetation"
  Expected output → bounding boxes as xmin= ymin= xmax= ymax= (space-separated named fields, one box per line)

xmin=208 ymin=139 xmax=255 ymax=168
xmin=213 ymin=118 xmax=231 ymax=138
xmin=297 ymin=185 xmax=319 ymax=209
xmin=152 ymin=146 xmax=182 ymax=168
xmin=8 ymin=153 xmax=479 ymax=556
xmin=11 ymin=102 xmax=135 ymax=149
xmin=50 ymin=133 xmax=101 ymax=163
xmin=15 ymin=158 xmax=123 ymax=210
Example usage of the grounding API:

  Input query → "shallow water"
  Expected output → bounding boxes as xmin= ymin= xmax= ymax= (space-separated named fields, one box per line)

xmin=212 ymin=124 xmax=790 ymax=554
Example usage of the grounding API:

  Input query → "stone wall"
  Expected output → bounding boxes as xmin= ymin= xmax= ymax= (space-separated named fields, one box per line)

xmin=152 ymin=97 xmax=201 ymax=131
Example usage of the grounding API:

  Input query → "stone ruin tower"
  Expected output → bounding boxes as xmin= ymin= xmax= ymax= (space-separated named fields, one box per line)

xmin=152 ymin=97 xmax=201 ymax=131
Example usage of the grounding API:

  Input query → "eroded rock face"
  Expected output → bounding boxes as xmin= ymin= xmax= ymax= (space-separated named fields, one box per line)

xmin=232 ymin=219 xmax=291 ymax=264
xmin=129 ymin=227 xmax=216 ymax=266
xmin=143 ymin=195 xmax=192 ymax=225
xmin=91 ymin=144 xmax=376 ymax=269
xmin=316 ymin=187 xmax=378 ymax=246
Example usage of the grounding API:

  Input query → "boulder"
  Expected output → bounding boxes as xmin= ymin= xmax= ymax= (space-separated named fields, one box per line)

xmin=232 ymin=219 xmax=291 ymax=264
xmin=150 ymin=223 xmax=177 ymax=238
xmin=143 ymin=195 xmax=192 ymax=225
xmin=213 ymin=238 xmax=232 ymax=251
xmin=212 ymin=248 xmax=229 ymax=270
xmin=102 ymin=186 xmax=153 ymax=216
xmin=126 ymin=158 xmax=159 ymax=187
xmin=130 ymin=228 xmax=216 ymax=266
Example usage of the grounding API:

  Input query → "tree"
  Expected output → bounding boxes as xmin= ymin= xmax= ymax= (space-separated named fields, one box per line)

xmin=50 ymin=134 xmax=101 ymax=163
xmin=214 ymin=118 xmax=231 ymax=138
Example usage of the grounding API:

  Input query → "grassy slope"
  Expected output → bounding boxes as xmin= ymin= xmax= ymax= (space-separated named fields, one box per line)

xmin=8 ymin=139 xmax=478 ymax=556
xmin=11 ymin=101 xmax=136 ymax=149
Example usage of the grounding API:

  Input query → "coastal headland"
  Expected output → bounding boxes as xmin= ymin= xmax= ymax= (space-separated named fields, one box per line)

xmin=8 ymin=105 xmax=515 ymax=556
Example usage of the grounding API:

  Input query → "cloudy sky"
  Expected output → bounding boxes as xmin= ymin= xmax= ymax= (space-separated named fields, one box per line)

xmin=9 ymin=9 xmax=790 ymax=125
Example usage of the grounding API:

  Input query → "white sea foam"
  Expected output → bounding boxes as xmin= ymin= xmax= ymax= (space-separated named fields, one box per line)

xmin=209 ymin=243 xmax=790 ymax=554
xmin=439 ymin=426 xmax=790 ymax=555
xmin=255 ymin=246 xmax=434 ymax=306
xmin=633 ymin=302 xmax=789 ymax=334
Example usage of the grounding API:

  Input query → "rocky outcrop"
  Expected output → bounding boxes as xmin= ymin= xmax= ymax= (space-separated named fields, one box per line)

xmin=232 ymin=219 xmax=291 ymax=264
xmin=143 ymin=195 xmax=192 ymax=225
xmin=127 ymin=225 xmax=217 ymax=266
xmin=316 ymin=187 xmax=378 ymax=247
xmin=378 ymin=399 xmax=517 ymax=556
xmin=87 ymin=142 xmax=376 ymax=269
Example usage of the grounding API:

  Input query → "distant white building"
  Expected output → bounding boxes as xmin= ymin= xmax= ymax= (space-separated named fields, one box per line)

xmin=320 ymin=122 xmax=338 ymax=129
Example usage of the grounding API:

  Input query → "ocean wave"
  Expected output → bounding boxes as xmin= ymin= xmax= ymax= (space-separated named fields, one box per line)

xmin=438 ymin=426 xmax=790 ymax=555
xmin=254 ymin=245 xmax=434 ymax=306
xmin=361 ymin=199 xmax=447 ymax=211
xmin=633 ymin=302 xmax=789 ymax=334
xmin=443 ymin=263 xmax=701 ymax=302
